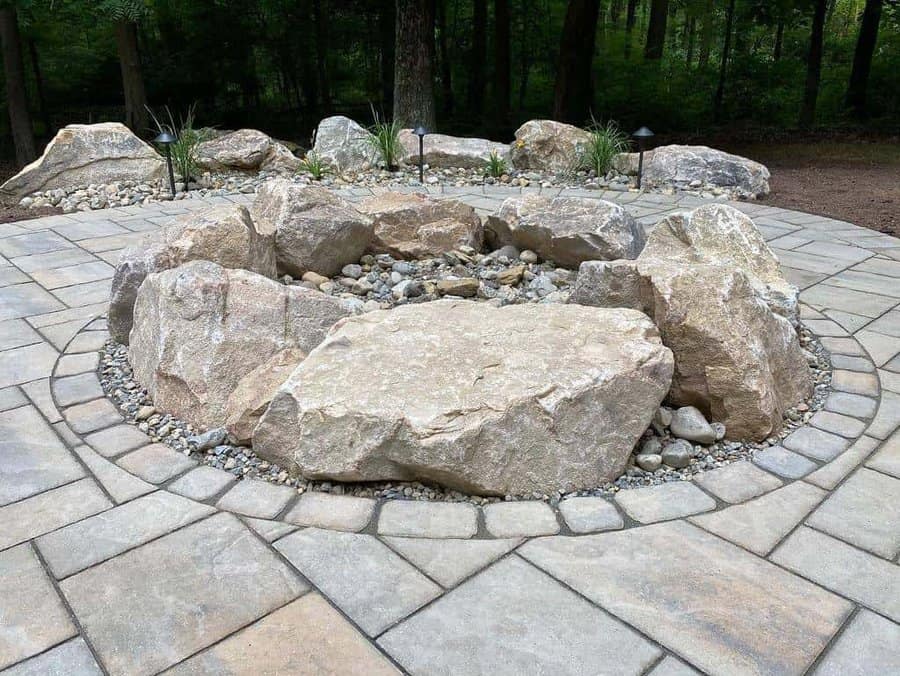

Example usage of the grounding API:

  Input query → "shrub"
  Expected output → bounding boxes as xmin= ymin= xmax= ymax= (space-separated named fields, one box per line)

xmin=299 ymin=150 xmax=328 ymax=180
xmin=148 ymin=104 xmax=211 ymax=186
xmin=366 ymin=105 xmax=403 ymax=170
xmin=484 ymin=150 xmax=508 ymax=178
xmin=580 ymin=117 xmax=630 ymax=176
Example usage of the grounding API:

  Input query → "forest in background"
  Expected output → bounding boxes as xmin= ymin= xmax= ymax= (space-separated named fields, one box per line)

xmin=0 ymin=0 xmax=898 ymax=167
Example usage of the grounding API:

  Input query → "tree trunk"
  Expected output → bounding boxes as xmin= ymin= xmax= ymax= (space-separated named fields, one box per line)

xmin=774 ymin=20 xmax=784 ymax=61
xmin=644 ymin=0 xmax=669 ymax=60
xmin=698 ymin=0 xmax=713 ymax=67
xmin=0 ymin=6 xmax=35 ymax=166
xmin=436 ymin=0 xmax=454 ymax=115
xmin=313 ymin=0 xmax=332 ymax=113
xmin=27 ymin=39 xmax=50 ymax=133
xmin=713 ymin=0 xmax=736 ymax=122
xmin=686 ymin=16 xmax=695 ymax=65
xmin=845 ymin=0 xmax=883 ymax=117
xmin=380 ymin=0 xmax=396 ymax=111
xmin=114 ymin=20 xmax=148 ymax=135
xmin=552 ymin=0 xmax=601 ymax=124
xmin=468 ymin=0 xmax=487 ymax=115
xmin=799 ymin=0 xmax=827 ymax=127
xmin=517 ymin=0 xmax=534 ymax=110
xmin=624 ymin=0 xmax=638 ymax=58
xmin=394 ymin=0 xmax=436 ymax=129
xmin=494 ymin=0 xmax=511 ymax=128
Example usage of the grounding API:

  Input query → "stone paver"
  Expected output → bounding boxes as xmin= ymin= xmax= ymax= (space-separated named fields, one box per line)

xmin=0 ymin=544 xmax=76 ymax=670
xmin=557 ymin=496 xmax=624 ymax=533
xmin=72 ymin=444 xmax=154 ymax=503
xmin=167 ymin=594 xmax=400 ymax=675
xmin=167 ymin=465 xmax=237 ymax=501
xmin=824 ymin=391 xmax=878 ymax=418
xmin=693 ymin=460 xmax=783 ymax=503
xmin=285 ymin=492 xmax=376 ymax=532
xmin=0 ymin=637 xmax=102 ymax=676
xmin=805 ymin=468 xmax=900 ymax=558
xmin=812 ymin=610 xmax=900 ymax=675
xmin=752 ymin=445 xmax=819 ymax=478
xmin=116 ymin=443 xmax=196 ymax=484
xmin=483 ymin=501 xmax=560 ymax=537
xmin=782 ymin=426 xmax=851 ymax=461
xmin=215 ymin=477 xmax=294 ymax=519
xmin=810 ymin=410 xmax=868 ymax=438
xmin=64 ymin=397 xmax=121 ymax=434
xmin=382 ymin=536 xmax=521 ymax=587
xmin=521 ymin=521 xmax=852 ymax=676
xmin=867 ymin=429 xmax=900 ymax=477
xmin=377 ymin=500 xmax=478 ymax=538
xmin=275 ymin=527 xmax=442 ymax=636
xmin=379 ymin=555 xmax=661 ymax=675
xmin=806 ymin=435 xmax=881 ymax=490
xmin=614 ymin=481 xmax=716 ymax=523
xmin=61 ymin=513 xmax=306 ymax=676
xmin=84 ymin=423 xmax=152 ymax=458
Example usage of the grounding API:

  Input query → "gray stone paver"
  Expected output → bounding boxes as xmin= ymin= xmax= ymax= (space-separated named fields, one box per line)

xmin=215 ymin=477 xmax=294 ymax=519
xmin=284 ymin=492 xmax=376 ymax=532
xmin=116 ymin=443 xmax=197 ymax=484
xmin=167 ymin=465 xmax=237 ymax=501
xmin=378 ymin=499 xmax=478 ymax=538
xmin=693 ymin=460 xmax=783 ymax=503
xmin=0 ymin=637 xmax=103 ymax=676
xmin=615 ymin=481 xmax=716 ymax=523
xmin=1 ymin=192 xmax=900 ymax=674
xmin=782 ymin=426 xmax=851 ymax=461
xmin=483 ymin=500 xmax=560 ymax=537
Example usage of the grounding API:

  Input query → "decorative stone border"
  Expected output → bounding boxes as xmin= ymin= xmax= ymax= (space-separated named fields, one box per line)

xmin=50 ymin=312 xmax=882 ymax=540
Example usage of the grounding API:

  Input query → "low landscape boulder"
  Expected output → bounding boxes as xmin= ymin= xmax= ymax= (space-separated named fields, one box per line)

xmin=252 ymin=178 xmax=373 ymax=277
xmin=108 ymin=204 xmax=276 ymax=344
xmin=629 ymin=145 xmax=770 ymax=197
xmin=252 ymin=301 xmax=674 ymax=495
xmin=398 ymin=130 xmax=510 ymax=169
xmin=129 ymin=261 xmax=352 ymax=433
xmin=196 ymin=129 xmax=301 ymax=173
xmin=509 ymin=119 xmax=591 ymax=172
xmin=485 ymin=194 xmax=646 ymax=267
xmin=356 ymin=192 xmax=483 ymax=259
xmin=0 ymin=122 xmax=164 ymax=201
xmin=312 ymin=116 xmax=375 ymax=173
xmin=571 ymin=257 xmax=811 ymax=440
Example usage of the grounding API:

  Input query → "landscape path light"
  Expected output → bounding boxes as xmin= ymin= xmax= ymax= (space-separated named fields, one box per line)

xmin=154 ymin=130 xmax=177 ymax=198
xmin=632 ymin=126 xmax=654 ymax=190
xmin=414 ymin=125 xmax=428 ymax=184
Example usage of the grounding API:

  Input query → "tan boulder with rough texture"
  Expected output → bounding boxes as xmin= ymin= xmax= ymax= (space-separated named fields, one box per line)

xmin=129 ymin=261 xmax=351 ymax=430
xmin=312 ymin=116 xmax=375 ymax=173
xmin=571 ymin=258 xmax=811 ymax=440
xmin=398 ymin=130 xmax=510 ymax=169
xmin=251 ymin=179 xmax=373 ymax=277
xmin=509 ymin=120 xmax=591 ymax=172
xmin=485 ymin=194 xmax=645 ymax=267
xmin=643 ymin=204 xmax=798 ymax=320
xmin=0 ymin=123 xmax=164 ymax=200
xmin=642 ymin=145 xmax=771 ymax=197
xmin=196 ymin=129 xmax=301 ymax=173
xmin=252 ymin=301 xmax=674 ymax=495
xmin=108 ymin=204 xmax=276 ymax=344
xmin=357 ymin=192 xmax=482 ymax=259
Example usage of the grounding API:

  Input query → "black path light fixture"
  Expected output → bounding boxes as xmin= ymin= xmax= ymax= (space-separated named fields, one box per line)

xmin=632 ymin=126 xmax=655 ymax=190
xmin=414 ymin=125 xmax=428 ymax=184
xmin=154 ymin=130 xmax=177 ymax=198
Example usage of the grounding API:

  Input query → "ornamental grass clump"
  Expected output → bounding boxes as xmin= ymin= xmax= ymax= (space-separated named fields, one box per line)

xmin=581 ymin=117 xmax=630 ymax=177
xmin=299 ymin=150 xmax=328 ymax=180
xmin=148 ymin=104 xmax=211 ymax=186
xmin=366 ymin=105 xmax=403 ymax=171
xmin=485 ymin=150 xmax=509 ymax=178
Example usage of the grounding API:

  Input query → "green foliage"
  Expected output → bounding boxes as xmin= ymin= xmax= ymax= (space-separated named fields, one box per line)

xmin=299 ymin=150 xmax=328 ymax=180
xmin=579 ymin=118 xmax=630 ymax=176
xmin=484 ymin=150 xmax=508 ymax=178
xmin=148 ymin=104 xmax=209 ymax=185
xmin=366 ymin=106 xmax=403 ymax=170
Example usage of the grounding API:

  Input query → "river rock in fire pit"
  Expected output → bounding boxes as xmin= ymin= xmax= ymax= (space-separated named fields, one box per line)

xmin=252 ymin=301 xmax=674 ymax=495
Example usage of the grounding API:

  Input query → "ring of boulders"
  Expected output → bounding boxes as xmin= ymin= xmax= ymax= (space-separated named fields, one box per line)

xmin=104 ymin=177 xmax=817 ymax=497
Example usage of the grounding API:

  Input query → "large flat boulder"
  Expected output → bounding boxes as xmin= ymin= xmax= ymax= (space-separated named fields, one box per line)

xmin=640 ymin=145 xmax=770 ymax=197
xmin=252 ymin=301 xmax=674 ymax=495
xmin=108 ymin=204 xmax=276 ymax=344
xmin=196 ymin=129 xmax=301 ymax=173
xmin=0 ymin=123 xmax=164 ymax=201
xmin=571 ymin=258 xmax=811 ymax=441
xmin=509 ymin=120 xmax=591 ymax=173
xmin=129 ymin=261 xmax=352 ymax=433
xmin=251 ymin=179 xmax=373 ymax=277
xmin=312 ymin=116 xmax=376 ymax=173
xmin=398 ymin=130 xmax=510 ymax=169
xmin=485 ymin=194 xmax=645 ymax=267
xmin=643 ymin=203 xmax=798 ymax=320
xmin=356 ymin=192 xmax=482 ymax=259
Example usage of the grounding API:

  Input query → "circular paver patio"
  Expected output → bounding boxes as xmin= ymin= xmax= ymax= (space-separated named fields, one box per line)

xmin=1 ymin=185 xmax=898 ymax=675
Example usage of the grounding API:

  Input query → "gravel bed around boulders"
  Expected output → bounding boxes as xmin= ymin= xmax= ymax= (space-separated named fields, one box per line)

xmin=97 ymin=322 xmax=830 ymax=505
xmin=21 ymin=164 xmax=745 ymax=214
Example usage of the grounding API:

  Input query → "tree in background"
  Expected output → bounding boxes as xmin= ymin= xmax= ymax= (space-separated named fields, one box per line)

xmin=393 ymin=0 xmax=436 ymax=128
xmin=493 ymin=0 xmax=510 ymax=129
xmin=645 ymin=0 xmax=669 ymax=60
xmin=468 ymin=0 xmax=486 ymax=116
xmin=846 ymin=0 xmax=884 ymax=117
xmin=0 ymin=1 xmax=36 ymax=165
xmin=100 ymin=0 xmax=149 ymax=134
xmin=799 ymin=0 xmax=828 ymax=126
xmin=714 ymin=0 xmax=737 ymax=122
xmin=553 ymin=0 xmax=601 ymax=124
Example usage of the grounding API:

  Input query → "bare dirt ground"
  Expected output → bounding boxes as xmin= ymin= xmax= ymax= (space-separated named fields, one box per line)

xmin=729 ymin=141 xmax=900 ymax=238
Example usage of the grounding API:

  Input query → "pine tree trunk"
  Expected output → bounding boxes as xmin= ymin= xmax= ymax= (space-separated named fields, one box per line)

xmin=774 ymin=20 xmax=784 ymax=61
xmin=553 ymin=0 xmax=601 ymax=124
xmin=468 ymin=0 xmax=487 ymax=115
xmin=799 ymin=0 xmax=828 ymax=126
xmin=394 ymin=0 xmax=436 ymax=129
xmin=0 ymin=6 xmax=35 ymax=166
xmin=624 ymin=0 xmax=638 ymax=58
xmin=313 ymin=0 xmax=332 ymax=113
xmin=380 ymin=0 xmax=396 ymax=112
xmin=686 ymin=16 xmax=695 ymax=65
xmin=436 ymin=0 xmax=454 ymax=115
xmin=27 ymin=39 xmax=50 ymax=133
xmin=494 ymin=0 xmax=511 ymax=128
xmin=698 ymin=0 xmax=713 ymax=67
xmin=713 ymin=0 xmax=735 ymax=122
xmin=644 ymin=0 xmax=669 ymax=60
xmin=845 ymin=0 xmax=883 ymax=117
xmin=114 ymin=20 xmax=148 ymax=135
